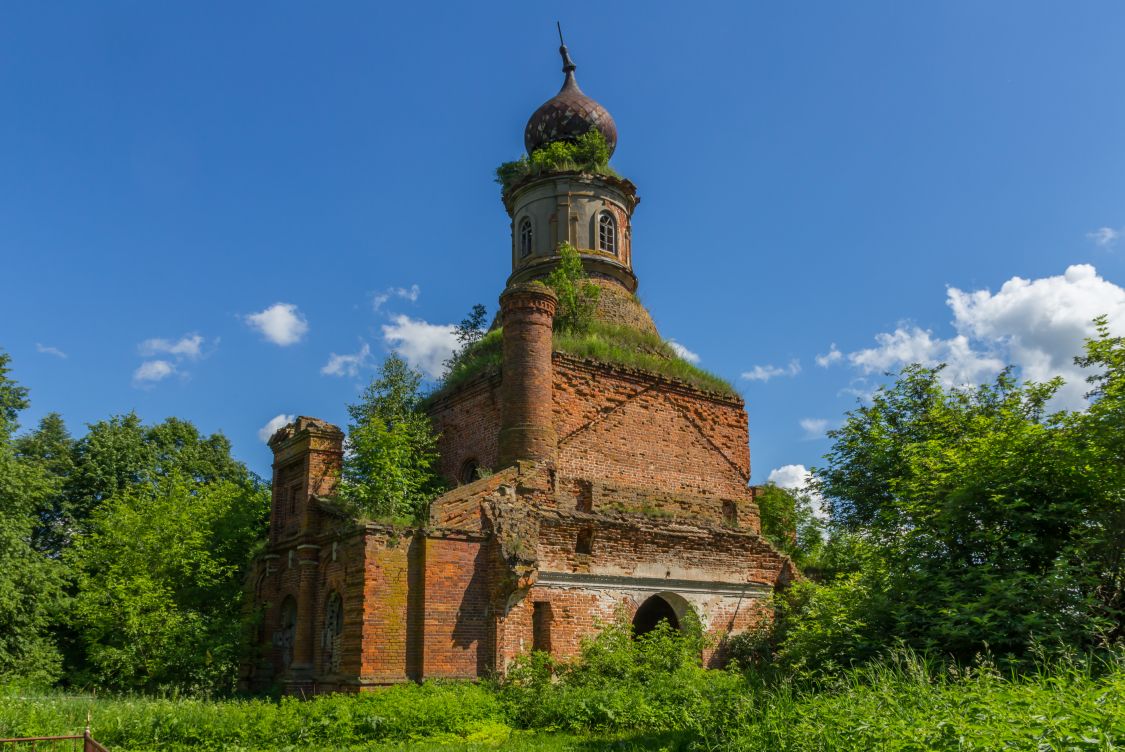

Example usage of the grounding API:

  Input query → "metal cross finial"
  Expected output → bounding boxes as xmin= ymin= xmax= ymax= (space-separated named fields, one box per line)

xmin=556 ymin=22 xmax=576 ymax=73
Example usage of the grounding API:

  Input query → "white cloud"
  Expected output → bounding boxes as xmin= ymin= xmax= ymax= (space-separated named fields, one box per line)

xmin=133 ymin=359 xmax=176 ymax=384
xmin=245 ymin=303 xmax=309 ymax=346
xmin=373 ymin=284 xmax=421 ymax=311
xmin=667 ymin=340 xmax=700 ymax=364
xmin=35 ymin=343 xmax=66 ymax=358
xmin=1087 ymin=227 xmax=1120 ymax=248
xmin=382 ymin=314 xmax=458 ymax=379
xmin=321 ymin=343 xmax=373 ymax=378
xmin=799 ymin=418 xmax=830 ymax=439
xmin=766 ymin=463 xmax=828 ymax=520
xmin=846 ymin=264 xmax=1125 ymax=410
xmin=258 ymin=413 xmax=295 ymax=443
xmin=139 ymin=333 xmax=204 ymax=359
xmin=849 ymin=326 xmax=1005 ymax=386
xmin=741 ymin=359 xmax=801 ymax=383
xmin=946 ymin=263 xmax=1125 ymax=408
xmin=815 ymin=344 xmax=842 ymax=367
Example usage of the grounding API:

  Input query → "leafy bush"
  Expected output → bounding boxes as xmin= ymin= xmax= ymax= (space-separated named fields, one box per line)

xmin=544 ymin=243 xmax=599 ymax=333
xmin=339 ymin=355 xmax=445 ymax=523
xmin=67 ymin=473 xmax=268 ymax=693
xmin=495 ymin=131 xmax=619 ymax=193
xmin=2 ymin=643 xmax=1122 ymax=750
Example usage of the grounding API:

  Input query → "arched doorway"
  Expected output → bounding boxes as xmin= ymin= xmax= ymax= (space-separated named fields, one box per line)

xmin=632 ymin=594 xmax=680 ymax=636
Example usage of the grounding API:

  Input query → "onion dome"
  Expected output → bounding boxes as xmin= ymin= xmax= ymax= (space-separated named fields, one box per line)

xmin=524 ymin=35 xmax=617 ymax=157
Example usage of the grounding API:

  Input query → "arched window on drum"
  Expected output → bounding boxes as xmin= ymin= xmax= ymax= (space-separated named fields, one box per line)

xmin=518 ymin=217 xmax=533 ymax=258
xmin=597 ymin=211 xmax=617 ymax=255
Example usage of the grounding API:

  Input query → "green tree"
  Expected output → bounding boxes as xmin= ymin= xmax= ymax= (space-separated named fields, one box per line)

xmin=65 ymin=414 xmax=251 ymax=535
xmin=68 ymin=472 xmax=268 ymax=693
xmin=0 ymin=352 xmax=65 ymax=684
xmin=340 ymin=354 xmax=444 ymax=522
xmin=799 ymin=362 xmax=1112 ymax=666
xmin=1072 ymin=317 xmax=1125 ymax=641
xmin=545 ymin=242 xmax=600 ymax=333
xmin=14 ymin=413 xmax=77 ymax=555
xmin=443 ymin=303 xmax=489 ymax=376
xmin=755 ymin=484 xmax=824 ymax=567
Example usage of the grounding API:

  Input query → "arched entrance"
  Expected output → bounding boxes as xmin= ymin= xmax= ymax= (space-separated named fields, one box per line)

xmin=632 ymin=594 xmax=680 ymax=636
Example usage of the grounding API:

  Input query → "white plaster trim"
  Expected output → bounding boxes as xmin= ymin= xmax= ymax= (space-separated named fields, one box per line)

xmin=536 ymin=571 xmax=771 ymax=598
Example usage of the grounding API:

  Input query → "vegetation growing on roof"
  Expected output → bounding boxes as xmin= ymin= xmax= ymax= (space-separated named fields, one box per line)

xmin=429 ymin=321 xmax=736 ymax=401
xmin=554 ymin=322 xmax=737 ymax=396
xmin=496 ymin=130 xmax=620 ymax=193
xmin=546 ymin=243 xmax=600 ymax=333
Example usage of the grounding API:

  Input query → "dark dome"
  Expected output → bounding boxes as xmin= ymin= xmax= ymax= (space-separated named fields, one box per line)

xmin=524 ymin=45 xmax=617 ymax=157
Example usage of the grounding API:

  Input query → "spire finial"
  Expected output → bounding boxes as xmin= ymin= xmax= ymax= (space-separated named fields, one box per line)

xmin=556 ymin=22 xmax=576 ymax=73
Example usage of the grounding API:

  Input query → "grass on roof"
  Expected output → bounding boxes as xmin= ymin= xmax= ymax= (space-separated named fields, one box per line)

xmin=429 ymin=323 xmax=736 ymax=401
xmin=554 ymin=323 xmax=737 ymax=396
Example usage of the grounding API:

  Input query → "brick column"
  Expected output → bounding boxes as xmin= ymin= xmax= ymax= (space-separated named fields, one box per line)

xmin=498 ymin=283 xmax=558 ymax=467
xmin=287 ymin=543 xmax=321 ymax=688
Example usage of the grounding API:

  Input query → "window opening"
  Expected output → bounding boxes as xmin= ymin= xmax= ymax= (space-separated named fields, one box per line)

xmin=275 ymin=596 xmax=297 ymax=668
xmin=722 ymin=500 xmax=738 ymax=528
xmin=598 ymin=212 xmax=617 ymax=254
xmin=323 ymin=591 xmax=344 ymax=673
xmin=460 ymin=459 xmax=480 ymax=485
xmin=576 ymin=480 xmax=593 ymax=513
xmin=576 ymin=526 xmax=594 ymax=555
xmin=532 ymin=601 xmax=553 ymax=653
xmin=519 ymin=218 xmax=533 ymax=258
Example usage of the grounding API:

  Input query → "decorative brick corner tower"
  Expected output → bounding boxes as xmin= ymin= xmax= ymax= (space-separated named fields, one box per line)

xmin=243 ymin=36 xmax=795 ymax=694
xmin=498 ymin=284 xmax=558 ymax=466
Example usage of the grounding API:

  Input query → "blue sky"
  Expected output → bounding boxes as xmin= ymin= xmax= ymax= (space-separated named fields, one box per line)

xmin=3 ymin=2 xmax=1124 ymax=487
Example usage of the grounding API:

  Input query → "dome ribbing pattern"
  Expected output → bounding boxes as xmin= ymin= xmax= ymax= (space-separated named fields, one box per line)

xmin=523 ymin=42 xmax=617 ymax=157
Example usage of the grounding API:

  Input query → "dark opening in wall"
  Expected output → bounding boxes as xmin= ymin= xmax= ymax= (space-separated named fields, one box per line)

xmin=632 ymin=595 xmax=679 ymax=637
xmin=576 ymin=525 xmax=594 ymax=555
xmin=722 ymin=500 xmax=738 ymax=528
xmin=576 ymin=480 xmax=593 ymax=513
xmin=532 ymin=601 xmax=552 ymax=653
xmin=459 ymin=459 xmax=480 ymax=485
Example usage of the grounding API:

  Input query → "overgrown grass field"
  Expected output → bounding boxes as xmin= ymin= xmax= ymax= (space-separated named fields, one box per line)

xmin=3 ymin=633 xmax=1121 ymax=751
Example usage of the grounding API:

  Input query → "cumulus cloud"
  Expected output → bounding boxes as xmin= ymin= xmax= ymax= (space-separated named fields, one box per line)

xmin=36 ymin=343 xmax=66 ymax=358
xmin=321 ymin=343 xmax=373 ymax=378
xmin=799 ymin=418 xmax=830 ymax=439
xmin=847 ymin=265 xmax=1125 ymax=410
xmin=133 ymin=359 xmax=176 ymax=385
xmin=245 ymin=303 xmax=309 ymax=346
xmin=373 ymin=284 xmax=421 ymax=311
xmin=849 ymin=326 xmax=1005 ymax=386
xmin=258 ymin=413 xmax=295 ymax=443
xmin=815 ymin=344 xmax=842 ymax=367
xmin=741 ymin=359 xmax=801 ymax=383
xmin=139 ymin=333 xmax=205 ymax=359
xmin=667 ymin=340 xmax=700 ymax=364
xmin=382 ymin=314 xmax=458 ymax=379
xmin=766 ymin=463 xmax=828 ymax=520
xmin=1088 ymin=227 xmax=1120 ymax=248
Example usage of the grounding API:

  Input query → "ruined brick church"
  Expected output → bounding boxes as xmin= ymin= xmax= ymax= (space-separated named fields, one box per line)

xmin=244 ymin=39 xmax=794 ymax=694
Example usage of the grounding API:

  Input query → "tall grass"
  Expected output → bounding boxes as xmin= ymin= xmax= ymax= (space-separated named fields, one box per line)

xmin=3 ymin=637 xmax=1121 ymax=750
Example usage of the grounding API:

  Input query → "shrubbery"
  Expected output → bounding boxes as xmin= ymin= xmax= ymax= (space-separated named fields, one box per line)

xmin=495 ymin=131 xmax=618 ymax=193
xmin=3 ymin=620 xmax=1122 ymax=750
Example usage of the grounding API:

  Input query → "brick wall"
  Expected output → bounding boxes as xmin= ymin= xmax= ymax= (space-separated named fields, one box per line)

xmin=430 ymin=354 xmax=759 ymax=531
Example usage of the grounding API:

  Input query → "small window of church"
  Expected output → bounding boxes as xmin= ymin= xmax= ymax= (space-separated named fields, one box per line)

xmin=576 ymin=525 xmax=595 ymax=555
xmin=598 ymin=212 xmax=616 ymax=255
xmin=519 ymin=217 xmax=533 ymax=258
xmin=460 ymin=458 xmax=480 ymax=485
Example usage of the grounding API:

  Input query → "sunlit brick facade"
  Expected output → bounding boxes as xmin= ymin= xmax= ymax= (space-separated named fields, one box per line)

xmin=242 ymin=40 xmax=794 ymax=694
